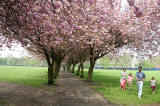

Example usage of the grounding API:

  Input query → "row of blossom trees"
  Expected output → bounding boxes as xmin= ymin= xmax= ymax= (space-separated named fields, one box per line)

xmin=0 ymin=0 xmax=159 ymax=85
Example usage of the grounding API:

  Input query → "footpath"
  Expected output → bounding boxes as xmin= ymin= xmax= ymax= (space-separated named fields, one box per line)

xmin=0 ymin=71 xmax=117 ymax=106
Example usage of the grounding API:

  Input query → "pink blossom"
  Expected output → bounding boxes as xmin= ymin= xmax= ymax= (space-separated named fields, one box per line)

xmin=32 ymin=20 xmax=37 ymax=26
xmin=127 ymin=0 xmax=135 ymax=6
xmin=54 ymin=3 xmax=60 ymax=9
xmin=134 ymin=6 xmax=143 ymax=18
xmin=19 ymin=16 xmax=24 ymax=23
xmin=29 ymin=0 xmax=34 ymax=3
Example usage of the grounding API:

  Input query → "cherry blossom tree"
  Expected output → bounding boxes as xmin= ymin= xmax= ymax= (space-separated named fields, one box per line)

xmin=0 ymin=0 xmax=159 ymax=84
xmin=0 ymin=0 xmax=67 ymax=85
xmin=62 ymin=0 xmax=141 ymax=81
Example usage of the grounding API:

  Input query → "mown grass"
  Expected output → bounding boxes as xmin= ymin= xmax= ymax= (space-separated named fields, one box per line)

xmin=75 ymin=69 xmax=160 ymax=106
xmin=1 ymin=66 xmax=160 ymax=105
xmin=0 ymin=66 xmax=48 ymax=87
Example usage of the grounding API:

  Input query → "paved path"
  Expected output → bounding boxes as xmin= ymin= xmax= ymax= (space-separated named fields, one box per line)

xmin=0 ymin=71 xmax=117 ymax=106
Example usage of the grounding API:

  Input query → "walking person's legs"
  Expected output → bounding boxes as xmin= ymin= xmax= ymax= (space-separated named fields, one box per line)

xmin=128 ymin=82 xmax=132 ymax=91
xmin=137 ymin=82 xmax=139 ymax=96
xmin=138 ymin=81 xmax=143 ymax=98
xmin=151 ymin=86 xmax=155 ymax=94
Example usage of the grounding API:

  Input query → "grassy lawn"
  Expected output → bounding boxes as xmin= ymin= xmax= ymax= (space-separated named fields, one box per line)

xmin=76 ymin=69 xmax=160 ymax=106
xmin=0 ymin=66 xmax=160 ymax=105
xmin=0 ymin=66 xmax=48 ymax=87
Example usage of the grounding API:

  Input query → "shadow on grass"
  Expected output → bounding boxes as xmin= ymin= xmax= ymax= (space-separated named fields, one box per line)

xmin=0 ymin=77 xmax=48 ymax=87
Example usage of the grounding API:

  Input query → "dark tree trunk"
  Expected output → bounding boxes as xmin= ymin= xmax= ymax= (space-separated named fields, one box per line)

xmin=76 ymin=64 xmax=81 ymax=76
xmin=53 ymin=60 xmax=58 ymax=79
xmin=86 ymin=45 xmax=96 ymax=82
xmin=63 ymin=65 xmax=66 ymax=72
xmin=44 ymin=49 xmax=55 ymax=86
xmin=87 ymin=60 xmax=96 ymax=81
xmin=80 ymin=63 xmax=84 ymax=78
xmin=67 ymin=63 xmax=71 ymax=72
xmin=48 ymin=65 xmax=54 ymax=85
xmin=71 ymin=64 xmax=76 ymax=73
xmin=56 ymin=61 xmax=61 ymax=76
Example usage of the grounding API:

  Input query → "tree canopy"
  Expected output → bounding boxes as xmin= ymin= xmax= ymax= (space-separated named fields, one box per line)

xmin=0 ymin=0 xmax=160 ymax=85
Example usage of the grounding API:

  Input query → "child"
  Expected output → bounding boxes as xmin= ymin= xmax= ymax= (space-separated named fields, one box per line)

xmin=127 ymin=73 xmax=134 ymax=91
xmin=149 ymin=77 xmax=157 ymax=94
xmin=120 ymin=69 xmax=127 ymax=90
xmin=120 ymin=78 xmax=127 ymax=90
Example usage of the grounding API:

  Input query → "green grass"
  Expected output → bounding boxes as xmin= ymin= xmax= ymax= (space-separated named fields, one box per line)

xmin=0 ymin=97 xmax=6 ymax=106
xmin=0 ymin=66 xmax=160 ymax=105
xmin=0 ymin=66 xmax=48 ymax=87
xmin=76 ymin=69 xmax=160 ymax=106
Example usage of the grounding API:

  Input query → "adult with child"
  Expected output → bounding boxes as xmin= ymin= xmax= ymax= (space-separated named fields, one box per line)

xmin=120 ymin=68 xmax=127 ymax=90
xmin=136 ymin=66 xmax=146 ymax=99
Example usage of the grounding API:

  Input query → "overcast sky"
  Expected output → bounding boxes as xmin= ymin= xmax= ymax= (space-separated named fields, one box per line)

xmin=0 ymin=44 xmax=29 ymax=58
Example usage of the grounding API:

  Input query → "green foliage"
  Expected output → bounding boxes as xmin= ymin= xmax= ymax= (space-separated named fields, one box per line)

xmin=139 ymin=56 xmax=160 ymax=68
xmin=117 ymin=54 xmax=133 ymax=68
xmin=139 ymin=60 xmax=155 ymax=68
xmin=0 ymin=66 xmax=48 ymax=87
xmin=97 ymin=54 xmax=134 ymax=68
xmin=0 ymin=58 xmax=7 ymax=65
xmin=76 ymin=69 xmax=160 ymax=105
xmin=0 ymin=57 xmax=47 ymax=67
xmin=96 ymin=56 xmax=112 ymax=67
xmin=83 ymin=61 xmax=90 ymax=68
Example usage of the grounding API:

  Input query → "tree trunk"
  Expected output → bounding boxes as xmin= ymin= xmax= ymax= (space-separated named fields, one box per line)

xmin=63 ymin=65 xmax=66 ymax=72
xmin=86 ymin=45 xmax=96 ymax=82
xmin=80 ymin=63 xmax=84 ymax=78
xmin=71 ymin=64 xmax=76 ymax=73
xmin=48 ymin=65 xmax=54 ymax=85
xmin=76 ymin=64 xmax=81 ymax=76
xmin=87 ymin=59 xmax=96 ymax=82
xmin=56 ymin=61 xmax=61 ymax=76
xmin=53 ymin=61 xmax=57 ymax=79
xmin=67 ymin=63 xmax=71 ymax=72
xmin=44 ymin=48 xmax=55 ymax=86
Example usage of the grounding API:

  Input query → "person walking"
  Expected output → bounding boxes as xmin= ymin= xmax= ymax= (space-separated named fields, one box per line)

xmin=149 ymin=77 xmax=157 ymax=94
xmin=127 ymin=73 xmax=134 ymax=91
xmin=136 ymin=66 xmax=146 ymax=99
xmin=63 ymin=65 xmax=66 ymax=72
